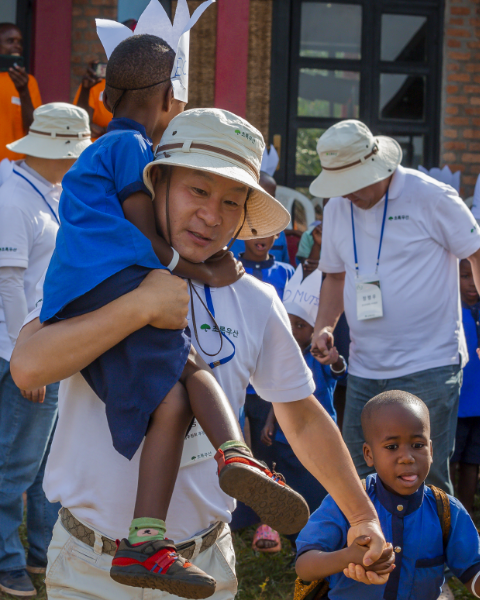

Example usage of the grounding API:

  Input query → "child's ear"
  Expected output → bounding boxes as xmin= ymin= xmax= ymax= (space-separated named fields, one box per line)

xmin=102 ymin=89 xmax=113 ymax=114
xmin=363 ymin=442 xmax=374 ymax=467
xmin=163 ymin=84 xmax=174 ymax=112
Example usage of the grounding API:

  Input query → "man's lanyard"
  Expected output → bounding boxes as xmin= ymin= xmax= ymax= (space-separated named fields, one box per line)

xmin=351 ymin=187 xmax=389 ymax=278
xmin=13 ymin=169 xmax=60 ymax=226
xmin=203 ymin=285 xmax=236 ymax=369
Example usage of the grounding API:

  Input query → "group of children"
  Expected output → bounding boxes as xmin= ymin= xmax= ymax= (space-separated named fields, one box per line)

xmin=33 ymin=5 xmax=480 ymax=599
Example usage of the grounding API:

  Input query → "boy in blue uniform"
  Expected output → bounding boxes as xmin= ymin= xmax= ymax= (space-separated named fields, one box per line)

xmin=262 ymin=265 xmax=347 ymax=529
xmin=296 ymin=391 xmax=480 ymax=600
xmin=451 ymin=259 xmax=480 ymax=516
xmin=39 ymin=35 xmax=307 ymax=597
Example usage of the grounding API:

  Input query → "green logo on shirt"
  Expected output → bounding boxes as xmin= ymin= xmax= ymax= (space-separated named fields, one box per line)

xmin=201 ymin=324 xmax=239 ymax=338
xmin=0 ymin=247 xmax=17 ymax=252
xmin=388 ymin=215 xmax=409 ymax=221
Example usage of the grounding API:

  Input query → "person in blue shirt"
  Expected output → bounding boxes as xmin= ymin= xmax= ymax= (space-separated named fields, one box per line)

xmin=296 ymin=391 xmax=480 ymax=600
xmin=261 ymin=265 xmax=347 ymax=547
xmin=38 ymin=35 xmax=305 ymax=596
xmin=451 ymin=258 xmax=480 ymax=517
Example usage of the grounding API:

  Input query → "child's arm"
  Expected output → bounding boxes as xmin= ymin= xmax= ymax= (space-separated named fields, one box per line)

xmin=467 ymin=571 xmax=480 ymax=597
xmin=296 ymin=536 xmax=394 ymax=583
xmin=123 ymin=193 xmax=244 ymax=287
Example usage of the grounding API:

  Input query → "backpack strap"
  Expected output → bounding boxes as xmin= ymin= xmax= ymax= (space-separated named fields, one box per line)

xmin=428 ymin=485 xmax=451 ymax=551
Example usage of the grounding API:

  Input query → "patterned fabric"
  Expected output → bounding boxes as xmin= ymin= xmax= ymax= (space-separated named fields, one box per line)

xmin=293 ymin=577 xmax=329 ymax=600
xmin=60 ymin=507 xmax=223 ymax=559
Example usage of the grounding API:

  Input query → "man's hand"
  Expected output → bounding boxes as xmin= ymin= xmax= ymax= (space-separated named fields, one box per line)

xmin=311 ymin=329 xmax=337 ymax=365
xmin=347 ymin=519 xmax=390 ymax=568
xmin=343 ymin=536 xmax=394 ymax=584
xmin=137 ymin=270 xmax=190 ymax=330
xmin=21 ymin=387 xmax=46 ymax=403
xmin=8 ymin=65 xmax=29 ymax=94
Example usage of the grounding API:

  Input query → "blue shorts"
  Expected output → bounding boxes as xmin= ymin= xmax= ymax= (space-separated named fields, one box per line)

xmin=50 ymin=265 xmax=190 ymax=460
xmin=451 ymin=417 xmax=480 ymax=464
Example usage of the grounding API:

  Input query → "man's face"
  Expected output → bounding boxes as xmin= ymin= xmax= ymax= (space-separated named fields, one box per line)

xmin=151 ymin=166 xmax=249 ymax=263
xmin=344 ymin=177 xmax=392 ymax=211
xmin=0 ymin=26 xmax=23 ymax=55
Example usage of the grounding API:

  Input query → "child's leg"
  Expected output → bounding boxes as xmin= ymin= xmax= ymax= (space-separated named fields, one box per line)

xmin=180 ymin=348 xmax=310 ymax=535
xmin=457 ymin=462 xmax=479 ymax=517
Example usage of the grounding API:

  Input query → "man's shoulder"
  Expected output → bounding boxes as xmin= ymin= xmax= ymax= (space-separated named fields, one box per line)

xmin=401 ymin=167 xmax=459 ymax=199
xmin=0 ymin=171 xmax=29 ymax=208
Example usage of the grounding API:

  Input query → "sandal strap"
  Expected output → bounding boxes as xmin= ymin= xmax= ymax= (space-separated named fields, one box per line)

xmin=214 ymin=449 xmax=286 ymax=486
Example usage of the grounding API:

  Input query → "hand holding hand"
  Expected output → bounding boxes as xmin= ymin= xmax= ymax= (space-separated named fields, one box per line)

xmin=21 ymin=387 xmax=46 ymax=403
xmin=137 ymin=269 xmax=189 ymax=330
xmin=8 ymin=65 xmax=29 ymax=94
xmin=204 ymin=250 xmax=245 ymax=287
xmin=311 ymin=329 xmax=337 ymax=365
xmin=343 ymin=537 xmax=394 ymax=585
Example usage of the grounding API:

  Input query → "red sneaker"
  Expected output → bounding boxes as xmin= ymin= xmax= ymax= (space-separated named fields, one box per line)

xmin=110 ymin=538 xmax=216 ymax=599
xmin=216 ymin=448 xmax=309 ymax=534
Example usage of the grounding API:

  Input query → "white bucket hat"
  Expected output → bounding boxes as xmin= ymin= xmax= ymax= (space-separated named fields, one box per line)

xmin=144 ymin=108 xmax=291 ymax=240
xmin=7 ymin=103 xmax=91 ymax=159
xmin=309 ymin=120 xmax=402 ymax=199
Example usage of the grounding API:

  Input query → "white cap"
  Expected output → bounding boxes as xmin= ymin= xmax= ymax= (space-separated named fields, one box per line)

xmin=310 ymin=120 xmax=402 ymax=199
xmin=283 ymin=265 xmax=322 ymax=328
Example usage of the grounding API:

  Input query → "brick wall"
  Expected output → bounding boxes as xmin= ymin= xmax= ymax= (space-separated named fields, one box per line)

xmin=441 ymin=0 xmax=480 ymax=200
xmin=70 ymin=0 xmax=117 ymax=101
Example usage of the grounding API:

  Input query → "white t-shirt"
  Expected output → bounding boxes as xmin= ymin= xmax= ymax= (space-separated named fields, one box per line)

xmin=0 ymin=162 xmax=60 ymax=361
xmin=25 ymin=274 xmax=314 ymax=541
xmin=319 ymin=165 xmax=480 ymax=379
xmin=471 ymin=173 xmax=480 ymax=221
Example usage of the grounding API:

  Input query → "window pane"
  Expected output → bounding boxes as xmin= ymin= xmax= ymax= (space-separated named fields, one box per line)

xmin=300 ymin=3 xmax=362 ymax=59
xmin=298 ymin=69 xmax=360 ymax=118
xmin=379 ymin=74 xmax=425 ymax=121
xmin=0 ymin=0 xmax=16 ymax=22
xmin=296 ymin=128 xmax=324 ymax=176
xmin=393 ymin=135 xmax=424 ymax=169
xmin=381 ymin=15 xmax=427 ymax=62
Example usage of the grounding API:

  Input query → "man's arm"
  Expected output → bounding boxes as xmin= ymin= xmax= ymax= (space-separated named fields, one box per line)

xmin=273 ymin=396 xmax=389 ymax=579
xmin=311 ymin=271 xmax=345 ymax=365
xmin=10 ymin=270 xmax=189 ymax=391
xmin=8 ymin=66 xmax=34 ymax=132
xmin=467 ymin=247 xmax=480 ymax=295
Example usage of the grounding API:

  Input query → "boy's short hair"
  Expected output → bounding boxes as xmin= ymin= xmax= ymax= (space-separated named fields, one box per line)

xmin=361 ymin=390 xmax=429 ymax=440
xmin=106 ymin=34 xmax=175 ymax=109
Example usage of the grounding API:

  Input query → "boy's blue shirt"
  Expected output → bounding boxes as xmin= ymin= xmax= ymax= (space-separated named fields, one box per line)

xmin=459 ymin=302 xmax=480 ymax=417
xmin=274 ymin=347 xmax=344 ymax=444
xmin=296 ymin=473 xmax=480 ymax=600
xmin=40 ymin=118 xmax=164 ymax=323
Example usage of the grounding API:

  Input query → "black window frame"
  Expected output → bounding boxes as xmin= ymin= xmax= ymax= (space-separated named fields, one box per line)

xmin=269 ymin=0 xmax=444 ymax=190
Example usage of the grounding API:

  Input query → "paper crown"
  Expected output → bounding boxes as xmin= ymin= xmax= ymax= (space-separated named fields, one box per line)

xmin=96 ymin=0 xmax=215 ymax=103
xmin=283 ymin=265 xmax=322 ymax=328
xmin=260 ymin=145 xmax=279 ymax=177
xmin=418 ymin=165 xmax=461 ymax=194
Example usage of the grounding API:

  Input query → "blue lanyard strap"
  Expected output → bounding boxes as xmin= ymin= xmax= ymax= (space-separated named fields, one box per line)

xmin=13 ymin=169 xmax=60 ymax=226
xmin=351 ymin=187 xmax=389 ymax=277
xmin=204 ymin=285 xmax=236 ymax=369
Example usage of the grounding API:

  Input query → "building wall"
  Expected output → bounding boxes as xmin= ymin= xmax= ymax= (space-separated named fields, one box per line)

xmin=70 ymin=0 xmax=116 ymax=101
xmin=441 ymin=0 xmax=480 ymax=199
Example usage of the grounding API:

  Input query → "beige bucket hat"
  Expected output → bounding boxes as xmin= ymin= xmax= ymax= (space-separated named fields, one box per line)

xmin=144 ymin=108 xmax=290 ymax=240
xmin=7 ymin=103 xmax=91 ymax=159
xmin=309 ymin=120 xmax=403 ymax=199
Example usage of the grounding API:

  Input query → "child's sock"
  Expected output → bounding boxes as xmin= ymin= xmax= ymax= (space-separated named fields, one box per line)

xmin=128 ymin=517 xmax=167 ymax=545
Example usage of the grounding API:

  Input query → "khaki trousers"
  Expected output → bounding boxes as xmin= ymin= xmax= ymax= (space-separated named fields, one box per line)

xmin=45 ymin=517 xmax=238 ymax=600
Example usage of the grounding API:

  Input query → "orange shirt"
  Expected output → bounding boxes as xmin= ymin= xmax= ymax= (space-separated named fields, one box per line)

xmin=0 ymin=72 xmax=42 ymax=161
xmin=73 ymin=80 xmax=112 ymax=140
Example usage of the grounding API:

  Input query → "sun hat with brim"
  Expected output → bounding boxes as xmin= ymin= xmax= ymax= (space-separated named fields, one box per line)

xmin=144 ymin=108 xmax=290 ymax=240
xmin=7 ymin=102 xmax=91 ymax=159
xmin=309 ymin=120 xmax=402 ymax=199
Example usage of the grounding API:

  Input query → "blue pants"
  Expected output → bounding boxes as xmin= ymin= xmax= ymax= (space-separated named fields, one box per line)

xmin=52 ymin=266 xmax=191 ymax=460
xmin=0 ymin=357 xmax=59 ymax=572
xmin=343 ymin=364 xmax=462 ymax=495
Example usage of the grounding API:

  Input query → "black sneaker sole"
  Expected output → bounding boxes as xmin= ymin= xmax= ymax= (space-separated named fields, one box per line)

xmin=219 ymin=462 xmax=310 ymax=534
xmin=110 ymin=568 xmax=216 ymax=599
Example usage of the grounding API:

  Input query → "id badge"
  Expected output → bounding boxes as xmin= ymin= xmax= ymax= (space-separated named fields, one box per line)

xmin=355 ymin=276 xmax=383 ymax=321
xmin=180 ymin=420 xmax=215 ymax=468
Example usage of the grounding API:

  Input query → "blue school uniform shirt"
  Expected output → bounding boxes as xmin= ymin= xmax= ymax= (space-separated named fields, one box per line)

xmin=296 ymin=473 xmax=480 ymax=600
xmin=459 ymin=302 xmax=480 ymax=417
xmin=40 ymin=118 xmax=163 ymax=323
xmin=275 ymin=347 xmax=344 ymax=444
xmin=230 ymin=231 xmax=290 ymax=264
xmin=239 ymin=253 xmax=294 ymax=395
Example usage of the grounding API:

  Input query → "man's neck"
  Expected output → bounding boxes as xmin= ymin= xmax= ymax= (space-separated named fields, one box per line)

xmin=23 ymin=156 xmax=61 ymax=185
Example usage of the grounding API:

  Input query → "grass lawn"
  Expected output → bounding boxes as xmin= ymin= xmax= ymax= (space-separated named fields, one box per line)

xmin=1 ymin=517 xmax=478 ymax=599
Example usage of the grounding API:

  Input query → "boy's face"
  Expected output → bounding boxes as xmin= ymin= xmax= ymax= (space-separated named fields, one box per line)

xmin=460 ymin=259 xmax=478 ymax=306
xmin=0 ymin=26 xmax=23 ymax=55
xmin=363 ymin=403 xmax=432 ymax=496
xmin=288 ymin=314 xmax=314 ymax=352
xmin=151 ymin=165 xmax=249 ymax=263
xmin=243 ymin=235 xmax=277 ymax=261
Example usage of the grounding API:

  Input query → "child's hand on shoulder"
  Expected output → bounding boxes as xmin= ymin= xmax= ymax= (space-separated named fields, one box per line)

xmin=203 ymin=250 xmax=245 ymax=287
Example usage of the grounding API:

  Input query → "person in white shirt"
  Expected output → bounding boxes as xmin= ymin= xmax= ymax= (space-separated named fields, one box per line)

xmin=11 ymin=110 xmax=394 ymax=600
xmin=310 ymin=119 xmax=480 ymax=496
xmin=0 ymin=103 xmax=91 ymax=598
